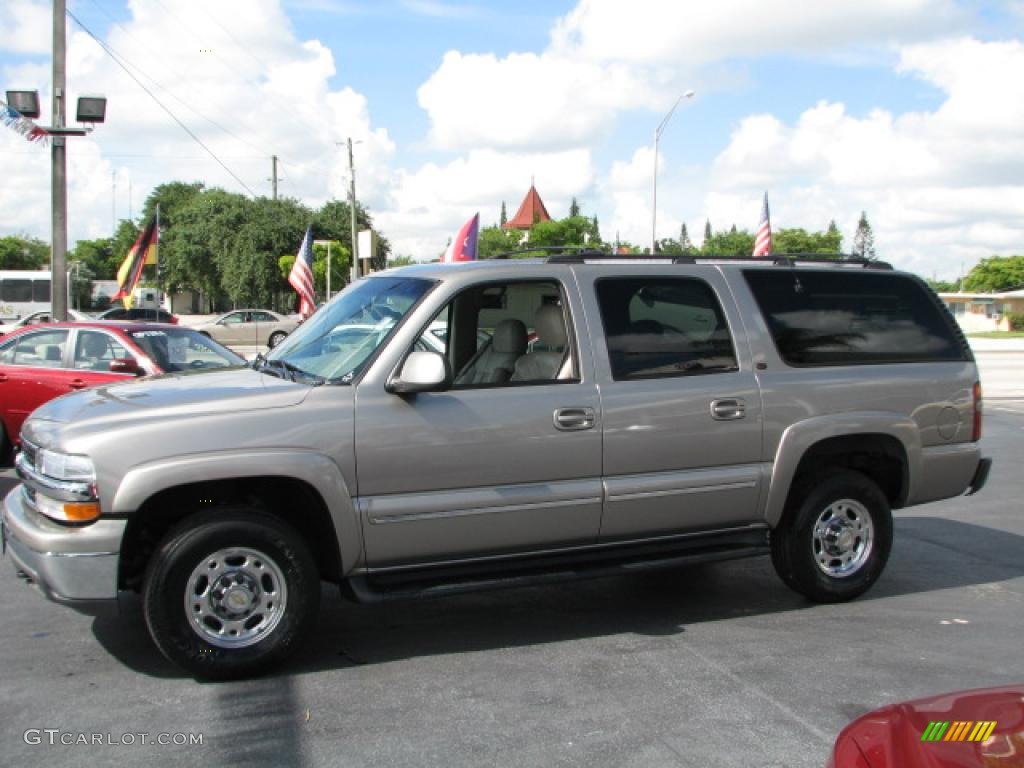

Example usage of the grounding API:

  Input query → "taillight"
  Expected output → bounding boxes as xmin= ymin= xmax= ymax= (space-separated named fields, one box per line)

xmin=972 ymin=381 xmax=983 ymax=441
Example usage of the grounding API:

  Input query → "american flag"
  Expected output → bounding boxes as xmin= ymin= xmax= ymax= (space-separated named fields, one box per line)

xmin=752 ymin=192 xmax=772 ymax=258
xmin=289 ymin=225 xmax=316 ymax=318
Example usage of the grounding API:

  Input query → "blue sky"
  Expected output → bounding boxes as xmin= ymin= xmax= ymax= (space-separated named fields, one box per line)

xmin=2 ymin=0 xmax=1024 ymax=279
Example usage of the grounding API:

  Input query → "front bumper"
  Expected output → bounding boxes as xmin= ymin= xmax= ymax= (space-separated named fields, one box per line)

xmin=2 ymin=484 xmax=125 ymax=616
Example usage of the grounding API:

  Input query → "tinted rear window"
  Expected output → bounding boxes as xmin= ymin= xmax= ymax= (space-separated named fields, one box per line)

xmin=743 ymin=270 xmax=966 ymax=366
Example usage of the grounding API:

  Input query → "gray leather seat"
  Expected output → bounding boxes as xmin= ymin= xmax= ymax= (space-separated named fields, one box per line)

xmin=512 ymin=304 xmax=568 ymax=382
xmin=455 ymin=318 xmax=528 ymax=385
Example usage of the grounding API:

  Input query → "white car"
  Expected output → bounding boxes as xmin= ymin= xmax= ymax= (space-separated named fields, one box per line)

xmin=195 ymin=309 xmax=301 ymax=349
xmin=0 ymin=309 xmax=92 ymax=337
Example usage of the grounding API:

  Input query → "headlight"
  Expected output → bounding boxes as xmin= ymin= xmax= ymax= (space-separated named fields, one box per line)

xmin=37 ymin=449 xmax=96 ymax=482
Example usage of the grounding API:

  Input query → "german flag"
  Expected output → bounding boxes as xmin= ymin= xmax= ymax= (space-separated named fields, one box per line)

xmin=112 ymin=215 xmax=158 ymax=309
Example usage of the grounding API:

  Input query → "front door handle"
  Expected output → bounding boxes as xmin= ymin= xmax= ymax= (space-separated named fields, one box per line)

xmin=710 ymin=398 xmax=746 ymax=420
xmin=553 ymin=407 xmax=595 ymax=431
xmin=69 ymin=379 xmax=89 ymax=390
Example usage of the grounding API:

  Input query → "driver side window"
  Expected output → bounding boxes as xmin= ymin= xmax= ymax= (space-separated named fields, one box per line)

xmin=414 ymin=280 xmax=577 ymax=389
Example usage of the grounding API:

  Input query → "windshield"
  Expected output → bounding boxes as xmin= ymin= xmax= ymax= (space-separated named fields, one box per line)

xmin=129 ymin=328 xmax=246 ymax=372
xmin=267 ymin=276 xmax=434 ymax=383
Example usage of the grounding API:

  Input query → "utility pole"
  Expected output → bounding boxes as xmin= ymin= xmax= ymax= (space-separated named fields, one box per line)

xmin=348 ymin=138 xmax=359 ymax=283
xmin=51 ymin=0 xmax=69 ymax=321
xmin=271 ymin=155 xmax=278 ymax=200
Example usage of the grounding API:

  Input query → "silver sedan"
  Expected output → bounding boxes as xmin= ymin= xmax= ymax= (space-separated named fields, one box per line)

xmin=195 ymin=309 xmax=300 ymax=348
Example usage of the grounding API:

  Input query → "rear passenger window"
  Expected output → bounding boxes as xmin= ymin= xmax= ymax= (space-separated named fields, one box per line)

xmin=743 ymin=270 xmax=966 ymax=366
xmin=596 ymin=278 xmax=738 ymax=380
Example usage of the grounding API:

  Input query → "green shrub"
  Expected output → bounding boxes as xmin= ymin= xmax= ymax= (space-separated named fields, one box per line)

xmin=1006 ymin=312 xmax=1024 ymax=331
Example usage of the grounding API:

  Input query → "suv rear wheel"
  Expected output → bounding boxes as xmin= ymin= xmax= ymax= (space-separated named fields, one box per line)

xmin=770 ymin=470 xmax=893 ymax=603
xmin=142 ymin=509 xmax=320 ymax=680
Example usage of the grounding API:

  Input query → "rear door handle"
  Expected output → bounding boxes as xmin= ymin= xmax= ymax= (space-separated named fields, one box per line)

xmin=69 ymin=379 xmax=89 ymax=390
xmin=0 ymin=373 xmax=7 ymax=383
xmin=710 ymin=398 xmax=746 ymax=420
xmin=553 ymin=407 xmax=595 ymax=431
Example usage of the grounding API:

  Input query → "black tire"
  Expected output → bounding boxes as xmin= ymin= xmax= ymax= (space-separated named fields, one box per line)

xmin=268 ymin=331 xmax=287 ymax=348
xmin=0 ymin=421 xmax=10 ymax=467
xmin=143 ymin=509 xmax=320 ymax=680
xmin=770 ymin=470 xmax=892 ymax=603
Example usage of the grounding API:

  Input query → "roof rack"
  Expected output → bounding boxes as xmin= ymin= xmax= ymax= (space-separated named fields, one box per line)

xmin=489 ymin=246 xmax=608 ymax=260
xmin=486 ymin=249 xmax=893 ymax=270
xmin=672 ymin=253 xmax=893 ymax=270
xmin=546 ymin=252 xmax=893 ymax=270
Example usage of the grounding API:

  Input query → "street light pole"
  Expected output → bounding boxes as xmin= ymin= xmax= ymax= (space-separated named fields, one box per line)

xmin=52 ymin=0 xmax=69 ymax=321
xmin=347 ymin=138 xmax=359 ymax=284
xmin=651 ymin=89 xmax=695 ymax=255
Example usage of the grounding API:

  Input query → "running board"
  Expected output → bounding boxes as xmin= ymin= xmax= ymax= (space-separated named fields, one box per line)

xmin=346 ymin=530 xmax=769 ymax=604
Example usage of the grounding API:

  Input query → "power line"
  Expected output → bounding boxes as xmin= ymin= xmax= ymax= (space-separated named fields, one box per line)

xmin=66 ymin=8 xmax=258 ymax=196
xmin=83 ymin=0 xmax=271 ymax=158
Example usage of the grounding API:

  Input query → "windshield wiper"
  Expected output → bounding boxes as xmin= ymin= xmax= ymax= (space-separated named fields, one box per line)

xmin=265 ymin=358 xmax=326 ymax=386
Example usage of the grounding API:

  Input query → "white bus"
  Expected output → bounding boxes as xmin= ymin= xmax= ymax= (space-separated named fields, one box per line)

xmin=0 ymin=270 xmax=53 ymax=322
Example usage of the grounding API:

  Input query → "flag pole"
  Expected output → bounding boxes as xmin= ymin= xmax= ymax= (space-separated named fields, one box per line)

xmin=154 ymin=203 xmax=161 ymax=321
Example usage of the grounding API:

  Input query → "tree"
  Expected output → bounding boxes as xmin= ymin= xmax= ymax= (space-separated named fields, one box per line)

xmin=853 ymin=211 xmax=876 ymax=260
xmin=679 ymin=223 xmax=694 ymax=254
xmin=703 ymin=219 xmax=713 ymax=243
xmin=773 ymin=228 xmax=842 ymax=256
xmin=569 ymin=197 xmax=580 ymax=218
xmin=499 ymin=201 xmax=507 ymax=228
xmin=926 ymin=278 xmax=959 ymax=293
xmin=962 ymin=255 xmax=1024 ymax=292
xmin=703 ymin=228 xmax=755 ymax=256
xmin=0 ymin=235 xmax=48 ymax=269
xmin=68 ymin=259 xmax=95 ymax=309
xmin=591 ymin=215 xmax=601 ymax=244
xmin=388 ymin=255 xmax=416 ymax=268
xmin=478 ymin=225 xmax=522 ymax=259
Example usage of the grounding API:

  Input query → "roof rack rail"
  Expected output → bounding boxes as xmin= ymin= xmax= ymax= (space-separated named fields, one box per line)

xmin=489 ymin=246 xmax=610 ymax=260
xmin=671 ymin=253 xmax=893 ymax=270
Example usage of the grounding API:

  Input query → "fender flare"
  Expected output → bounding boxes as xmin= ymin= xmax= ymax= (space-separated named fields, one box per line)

xmin=110 ymin=450 xmax=361 ymax=574
xmin=763 ymin=412 xmax=919 ymax=527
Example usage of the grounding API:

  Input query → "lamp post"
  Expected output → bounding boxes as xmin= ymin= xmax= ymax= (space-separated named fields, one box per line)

xmin=6 ymin=0 xmax=107 ymax=321
xmin=651 ymin=89 xmax=694 ymax=255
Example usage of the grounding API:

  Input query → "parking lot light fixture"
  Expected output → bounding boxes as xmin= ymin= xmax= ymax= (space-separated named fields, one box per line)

xmin=651 ymin=89 xmax=695 ymax=254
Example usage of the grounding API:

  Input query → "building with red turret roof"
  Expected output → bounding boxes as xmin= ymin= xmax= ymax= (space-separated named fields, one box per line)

xmin=503 ymin=183 xmax=552 ymax=230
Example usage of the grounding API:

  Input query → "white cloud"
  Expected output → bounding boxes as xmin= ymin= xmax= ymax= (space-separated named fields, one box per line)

xmin=1 ymin=0 xmax=394 ymax=247
xmin=378 ymin=148 xmax=594 ymax=257
xmin=550 ymin=0 xmax=964 ymax=63
xmin=0 ymin=0 xmax=50 ymax=55
xmin=703 ymin=37 xmax=1024 ymax=278
xmin=418 ymin=0 xmax=965 ymax=153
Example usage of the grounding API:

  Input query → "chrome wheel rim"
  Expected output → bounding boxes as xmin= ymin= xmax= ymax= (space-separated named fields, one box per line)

xmin=185 ymin=547 xmax=288 ymax=648
xmin=812 ymin=498 xmax=874 ymax=578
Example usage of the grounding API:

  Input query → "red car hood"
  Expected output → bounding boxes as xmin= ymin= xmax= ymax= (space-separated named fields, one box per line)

xmin=831 ymin=685 xmax=1024 ymax=768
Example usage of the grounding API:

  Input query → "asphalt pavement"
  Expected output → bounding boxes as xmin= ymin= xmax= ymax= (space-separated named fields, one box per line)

xmin=0 ymin=364 xmax=1021 ymax=768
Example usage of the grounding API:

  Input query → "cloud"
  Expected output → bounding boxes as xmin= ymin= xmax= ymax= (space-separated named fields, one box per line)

xmin=1 ymin=0 xmax=394 ymax=245
xmin=702 ymin=37 xmax=1024 ymax=278
xmin=0 ymin=0 xmax=50 ymax=56
xmin=377 ymin=148 xmax=594 ymax=257
xmin=418 ymin=0 xmax=965 ymax=153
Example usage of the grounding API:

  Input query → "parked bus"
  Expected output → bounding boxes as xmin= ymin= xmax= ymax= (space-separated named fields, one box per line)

xmin=0 ymin=270 xmax=53 ymax=322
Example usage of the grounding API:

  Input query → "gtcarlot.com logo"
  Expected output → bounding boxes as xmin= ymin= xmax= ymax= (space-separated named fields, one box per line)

xmin=921 ymin=721 xmax=997 ymax=742
xmin=24 ymin=729 xmax=204 ymax=746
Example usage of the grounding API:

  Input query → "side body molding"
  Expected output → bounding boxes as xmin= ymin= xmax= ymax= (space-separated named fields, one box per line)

xmin=110 ymin=451 xmax=361 ymax=574
xmin=762 ymin=412 xmax=920 ymax=527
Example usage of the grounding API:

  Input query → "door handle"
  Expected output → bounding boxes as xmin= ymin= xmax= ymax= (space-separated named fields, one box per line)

xmin=0 ymin=373 xmax=7 ymax=383
xmin=69 ymin=379 xmax=88 ymax=390
xmin=710 ymin=398 xmax=746 ymax=420
xmin=553 ymin=407 xmax=595 ymax=431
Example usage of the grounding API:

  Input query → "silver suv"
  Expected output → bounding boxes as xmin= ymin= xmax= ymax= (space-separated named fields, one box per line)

xmin=2 ymin=255 xmax=991 ymax=679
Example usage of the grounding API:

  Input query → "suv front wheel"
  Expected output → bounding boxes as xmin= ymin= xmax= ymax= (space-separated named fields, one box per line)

xmin=770 ymin=470 xmax=893 ymax=603
xmin=143 ymin=509 xmax=320 ymax=680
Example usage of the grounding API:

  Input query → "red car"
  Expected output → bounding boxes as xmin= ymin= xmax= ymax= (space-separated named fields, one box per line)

xmin=0 ymin=321 xmax=245 ymax=457
xmin=829 ymin=684 xmax=1024 ymax=767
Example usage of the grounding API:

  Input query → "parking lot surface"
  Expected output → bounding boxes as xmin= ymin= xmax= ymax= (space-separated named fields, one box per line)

xmin=0 ymin=368 xmax=1021 ymax=768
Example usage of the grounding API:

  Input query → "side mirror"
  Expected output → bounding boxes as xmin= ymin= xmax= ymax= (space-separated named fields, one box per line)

xmin=387 ymin=350 xmax=451 ymax=394
xmin=109 ymin=357 xmax=143 ymax=376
